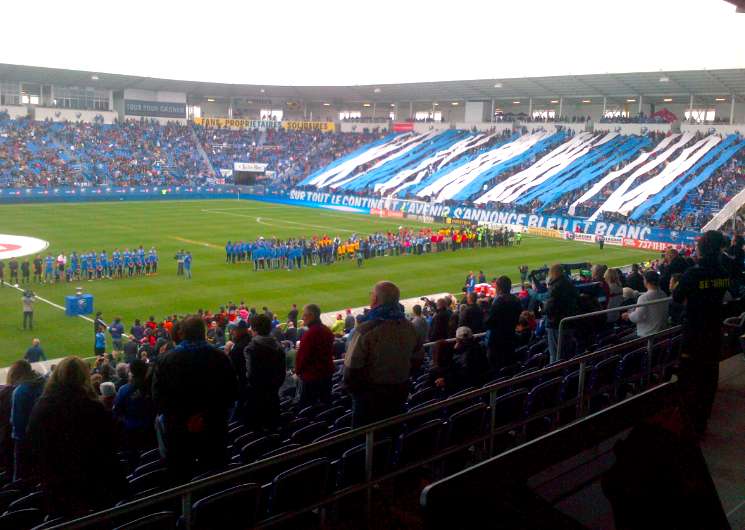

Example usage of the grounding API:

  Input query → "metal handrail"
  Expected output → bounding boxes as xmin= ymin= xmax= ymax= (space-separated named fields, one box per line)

xmin=557 ymin=296 xmax=672 ymax=357
xmin=50 ymin=325 xmax=682 ymax=530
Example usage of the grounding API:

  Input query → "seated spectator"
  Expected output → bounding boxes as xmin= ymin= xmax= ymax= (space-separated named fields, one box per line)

xmin=433 ymin=326 xmax=490 ymax=391
xmin=621 ymin=287 xmax=640 ymax=306
xmin=515 ymin=311 xmax=535 ymax=347
xmin=626 ymin=264 xmax=645 ymax=293
xmin=331 ymin=313 xmax=346 ymax=336
xmin=152 ymin=315 xmax=238 ymax=483
xmin=344 ymin=281 xmax=424 ymax=427
xmin=624 ymin=271 xmax=669 ymax=337
xmin=243 ymin=314 xmax=287 ymax=431
xmin=27 ymin=356 xmax=127 ymax=517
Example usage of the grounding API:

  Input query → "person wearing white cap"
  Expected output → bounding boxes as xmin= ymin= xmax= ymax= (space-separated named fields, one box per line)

xmin=434 ymin=326 xmax=489 ymax=391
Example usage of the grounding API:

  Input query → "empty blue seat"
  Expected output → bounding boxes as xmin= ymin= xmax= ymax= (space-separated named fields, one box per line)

xmin=113 ymin=511 xmax=178 ymax=530
xmin=0 ymin=508 xmax=44 ymax=530
xmin=315 ymin=405 xmax=346 ymax=424
xmin=408 ymin=387 xmax=437 ymax=408
xmin=129 ymin=468 xmax=169 ymax=496
xmin=268 ymin=458 xmax=330 ymax=515
xmin=240 ymin=436 xmax=278 ymax=464
xmin=395 ymin=419 xmax=444 ymax=467
xmin=4 ymin=490 xmax=40 ymax=512
xmin=336 ymin=439 xmax=393 ymax=488
xmin=191 ymin=483 xmax=261 ymax=530
xmin=444 ymin=402 xmax=487 ymax=447
xmin=290 ymin=421 xmax=329 ymax=445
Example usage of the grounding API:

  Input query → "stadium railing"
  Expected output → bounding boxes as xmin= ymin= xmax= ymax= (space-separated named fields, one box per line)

xmin=51 ymin=309 xmax=682 ymax=530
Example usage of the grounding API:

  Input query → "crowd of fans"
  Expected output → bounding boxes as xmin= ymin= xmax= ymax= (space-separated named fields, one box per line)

xmin=0 ymin=227 xmax=741 ymax=523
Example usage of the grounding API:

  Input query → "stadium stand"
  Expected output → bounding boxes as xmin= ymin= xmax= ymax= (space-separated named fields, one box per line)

xmin=1 ymin=235 xmax=743 ymax=528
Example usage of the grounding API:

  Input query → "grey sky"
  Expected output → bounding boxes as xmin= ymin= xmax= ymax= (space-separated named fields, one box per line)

xmin=1 ymin=0 xmax=743 ymax=85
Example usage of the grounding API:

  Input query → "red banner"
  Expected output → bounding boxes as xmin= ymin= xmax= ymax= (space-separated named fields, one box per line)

xmin=622 ymin=238 xmax=680 ymax=251
xmin=370 ymin=208 xmax=404 ymax=218
xmin=393 ymin=122 xmax=414 ymax=132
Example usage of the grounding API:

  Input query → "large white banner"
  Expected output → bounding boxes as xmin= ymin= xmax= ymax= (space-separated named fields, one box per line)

xmin=0 ymin=234 xmax=49 ymax=260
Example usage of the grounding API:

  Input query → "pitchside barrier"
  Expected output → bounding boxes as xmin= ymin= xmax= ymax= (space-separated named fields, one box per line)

xmin=51 ymin=299 xmax=683 ymax=530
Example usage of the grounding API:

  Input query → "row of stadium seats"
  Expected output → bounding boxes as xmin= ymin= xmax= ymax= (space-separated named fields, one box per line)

xmin=0 ymin=327 xmax=682 ymax=529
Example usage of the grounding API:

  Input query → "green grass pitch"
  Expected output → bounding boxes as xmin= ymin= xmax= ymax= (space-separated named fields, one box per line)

xmin=0 ymin=199 xmax=659 ymax=367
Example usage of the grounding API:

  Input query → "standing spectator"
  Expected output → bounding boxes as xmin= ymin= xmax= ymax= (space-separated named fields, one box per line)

xmin=429 ymin=297 xmax=453 ymax=365
xmin=27 ymin=356 xmax=127 ymax=518
xmin=519 ymin=265 xmax=529 ymax=286
xmin=484 ymin=276 xmax=522 ymax=373
xmin=123 ymin=336 xmax=139 ymax=364
xmin=544 ymin=264 xmax=579 ymax=364
xmin=295 ymin=304 xmax=335 ymax=406
xmin=24 ymin=338 xmax=46 ymax=363
xmin=288 ymin=304 xmax=299 ymax=328
xmin=152 ymin=315 xmax=238 ymax=482
xmin=243 ymin=314 xmax=287 ymax=431
xmin=605 ymin=268 xmax=624 ymax=323
xmin=459 ymin=292 xmax=485 ymax=333
xmin=22 ymin=290 xmax=35 ymax=330
xmin=673 ymin=231 xmax=730 ymax=435
xmin=99 ymin=382 xmax=116 ymax=412
xmin=626 ymin=264 xmax=645 ymax=293
xmin=623 ymin=271 xmax=669 ymax=337
xmin=10 ymin=360 xmax=45 ymax=481
xmin=108 ymin=317 xmax=125 ymax=355
xmin=113 ymin=359 xmax=155 ymax=465
xmin=660 ymin=248 xmax=689 ymax=295
xmin=410 ymin=304 xmax=429 ymax=344
xmin=345 ymin=281 xmax=424 ymax=427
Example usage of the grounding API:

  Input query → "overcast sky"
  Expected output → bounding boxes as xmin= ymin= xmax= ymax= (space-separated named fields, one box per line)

xmin=1 ymin=0 xmax=743 ymax=86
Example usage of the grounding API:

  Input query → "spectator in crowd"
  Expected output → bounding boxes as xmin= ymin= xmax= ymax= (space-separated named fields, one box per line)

xmin=484 ymin=276 xmax=522 ymax=373
xmin=10 ymin=359 xmax=45 ymax=481
xmin=433 ymin=326 xmax=489 ymax=391
xmin=626 ymin=263 xmax=645 ymax=293
xmin=24 ymin=338 xmax=46 ymax=363
xmin=429 ymin=297 xmax=453 ymax=366
xmin=243 ymin=314 xmax=287 ymax=431
xmin=113 ymin=359 xmax=155 ymax=465
xmin=27 ymin=356 xmax=127 ymax=517
xmin=605 ymin=268 xmax=623 ymax=323
xmin=660 ymin=248 xmax=689 ymax=295
xmin=295 ymin=304 xmax=335 ymax=406
xmin=225 ymin=320 xmax=251 ymax=396
xmin=152 ymin=315 xmax=238 ymax=482
xmin=673 ymin=231 xmax=730 ymax=435
xmin=459 ymin=292 xmax=485 ymax=333
xmin=344 ymin=281 xmax=424 ymax=427
xmin=544 ymin=264 xmax=579 ymax=363
xmin=95 ymin=326 xmax=106 ymax=356
xmin=331 ymin=314 xmax=346 ymax=336
xmin=130 ymin=319 xmax=145 ymax=342
xmin=623 ymin=271 xmax=669 ymax=337
xmin=288 ymin=304 xmax=299 ymax=328
xmin=123 ymin=336 xmax=139 ymax=364
xmin=344 ymin=309 xmax=355 ymax=333
xmin=99 ymin=381 xmax=116 ymax=412
xmin=410 ymin=304 xmax=429 ymax=344
xmin=621 ymin=287 xmax=640 ymax=307
xmin=115 ymin=363 xmax=129 ymax=390
xmin=668 ymin=273 xmax=686 ymax=325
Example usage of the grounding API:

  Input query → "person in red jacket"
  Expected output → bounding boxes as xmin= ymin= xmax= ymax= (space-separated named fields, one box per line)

xmin=295 ymin=304 xmax=335 ymax=406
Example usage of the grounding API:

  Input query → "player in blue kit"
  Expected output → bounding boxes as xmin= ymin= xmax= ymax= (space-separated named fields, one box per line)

xmin=125 ymin=251 xmax=135 ymax=277
xmin=44 ymin=254 xmax=54 ymax=283
xmin=112 ymin=249 xmax=122 ymax=278
xmin=69 ymin=251 xmax=79 ymax=281
xmin=99 ymin=250 xmax=109 ymax=278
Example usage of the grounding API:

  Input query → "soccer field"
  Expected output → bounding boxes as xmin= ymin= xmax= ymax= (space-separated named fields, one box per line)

xmin=0 ymin=199 xmax=659 ymax=366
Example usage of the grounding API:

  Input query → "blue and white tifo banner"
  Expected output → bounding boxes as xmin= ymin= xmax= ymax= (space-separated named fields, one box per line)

xmin=283 ymin=190 xmax=699 ymax=245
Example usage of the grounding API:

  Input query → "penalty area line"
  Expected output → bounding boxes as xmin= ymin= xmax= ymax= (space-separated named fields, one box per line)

xmin=169 ymin=236 xmax=222 ymax=249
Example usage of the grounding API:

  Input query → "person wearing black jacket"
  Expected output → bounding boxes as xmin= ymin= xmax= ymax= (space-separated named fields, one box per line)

xmin=432 ymin=326 xmax=490 ymax=391
xmin=243 ymin=314 xmax=286 ymax=431
xmin=27 ymin=357 xmax=127 ymax=518
xmin=626 ymin=264 xmax=645 ymax=293
xmin=484 ymin=276 xmax=523 ymax=373
xmin=459 ymin=292 xmax=485 ymax=334
xmin=544 ymin=264 xmax=579 ymax=364
xmin=659 ymin=248 xmax=689 ymax=294
xmin=673 ymin=231 xmax=731 ymax=435
xmin=152 ymin=315 xmax=238 ymax=483
xmin=429 ymin=298 xmax=453 ymax=367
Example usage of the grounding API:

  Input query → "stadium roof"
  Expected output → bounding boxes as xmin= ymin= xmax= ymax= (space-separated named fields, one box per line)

xmin=1 ymin=63 xmax=744 ymax=104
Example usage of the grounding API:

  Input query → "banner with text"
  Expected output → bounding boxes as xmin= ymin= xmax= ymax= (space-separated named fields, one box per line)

xmin=234 ymin=162 xmax=268 ymax=172
xmin=283 ymin=190 xmax=700 ymax=245
xmin=193 ymin=117 xmax=281 ymax=129
xmin=124 ymin=100 xmax=186 ymax=119
xmin=281 ymin=120 xmax=336 ymax=132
